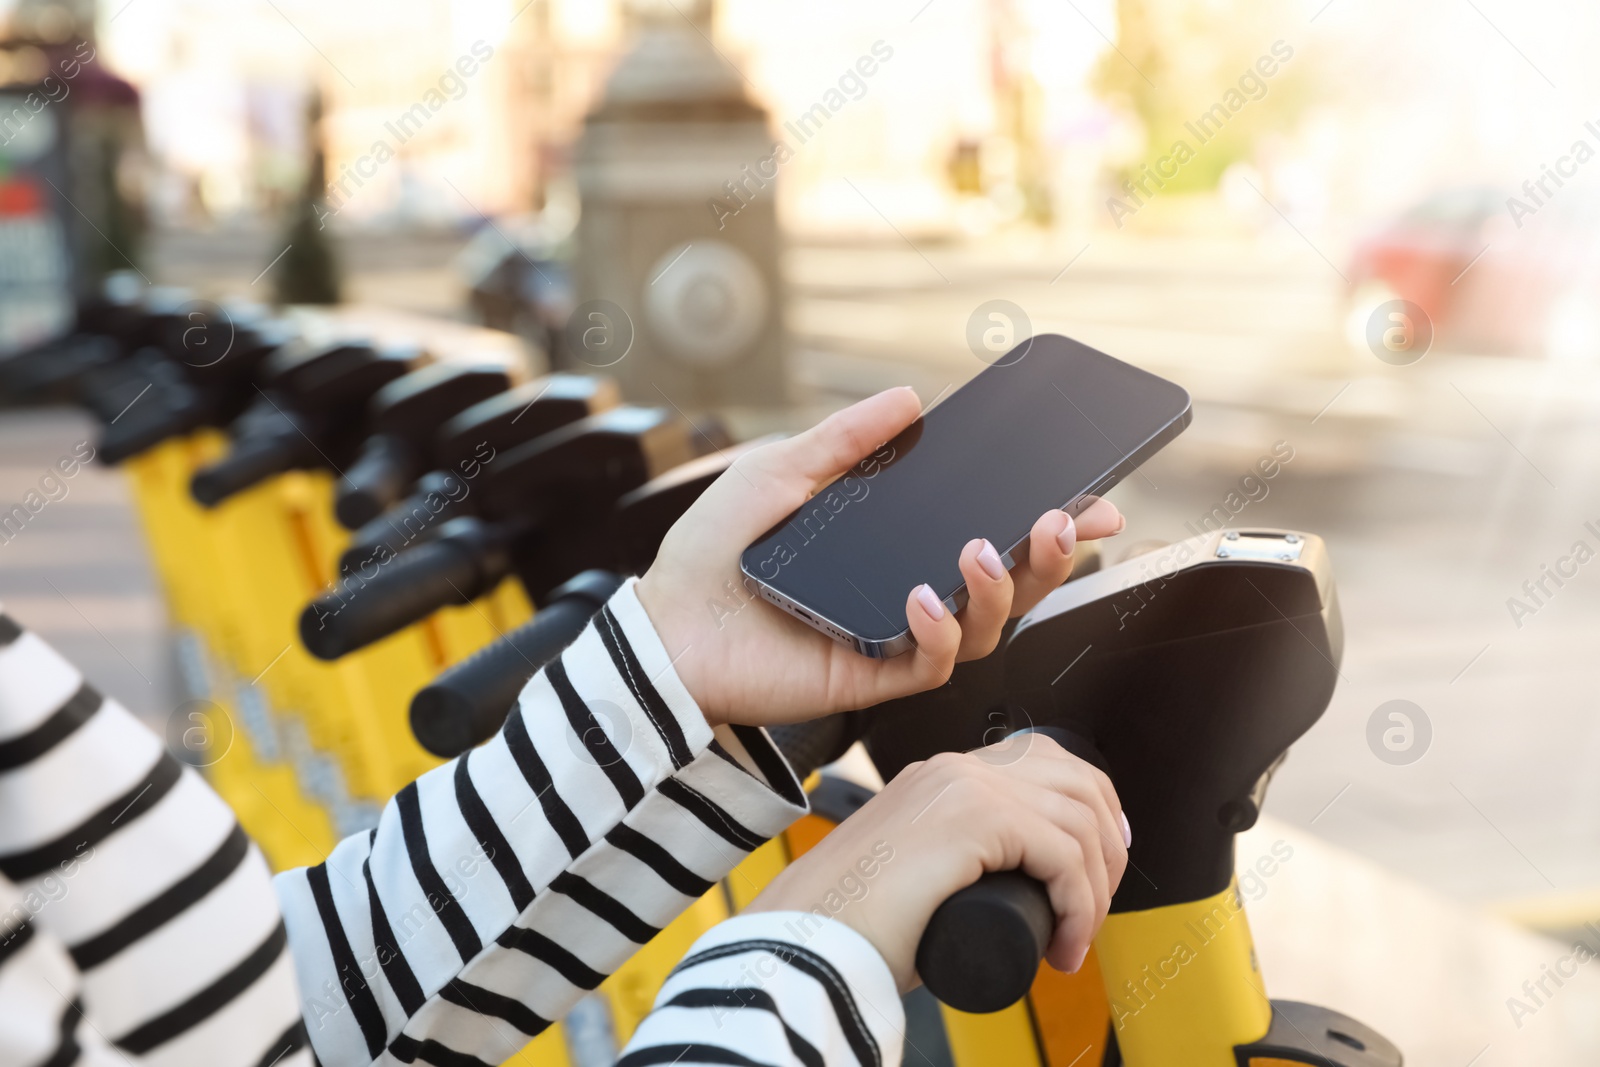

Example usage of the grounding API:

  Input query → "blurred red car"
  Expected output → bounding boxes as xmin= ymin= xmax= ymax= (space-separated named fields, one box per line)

xmin=1347 ymin=186 xmax=1600 ymax=359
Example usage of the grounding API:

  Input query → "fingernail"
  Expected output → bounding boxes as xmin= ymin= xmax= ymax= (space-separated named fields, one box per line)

xmin=1070 ymin=945 xmax=1089 ymax=973
xmin=1120 ymin=811 xmax=1132 ymax=848
xmin=975 ymin=539 xmax=1004 ymax=580
xmin=915 ymin=584 xmax=945 ymax=620
xmin=1055 ymin=513 xmax=1077 ymax=556
xmin=1114 ymin=513 xmax=1127 ymax=534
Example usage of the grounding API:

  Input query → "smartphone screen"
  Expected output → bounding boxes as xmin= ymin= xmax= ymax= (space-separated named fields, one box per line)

xmin=739 ymin=334 xmax=1191 ymax=655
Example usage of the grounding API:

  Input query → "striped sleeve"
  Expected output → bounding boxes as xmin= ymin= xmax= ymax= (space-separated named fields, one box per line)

xmin=0 ymin=609 xmax=312 ymax=1067
xmin=276 ymin=577 xmax=810 ymax=1067
xmin=616 ymin=912 xmax=905 ymax=1067
xmin=0 ymin=877 xmax=128 ymax=1067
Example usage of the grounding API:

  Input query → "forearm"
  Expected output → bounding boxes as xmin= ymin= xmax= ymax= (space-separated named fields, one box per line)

xmin=276 ymin=579 xmax=809 ymax=1066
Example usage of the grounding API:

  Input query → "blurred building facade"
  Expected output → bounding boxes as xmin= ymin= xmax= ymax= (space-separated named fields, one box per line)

xmin=95 ymin=0 xmax=1132 ymax=236
xmin=84 ymin=0 xmax=1600 ymax=249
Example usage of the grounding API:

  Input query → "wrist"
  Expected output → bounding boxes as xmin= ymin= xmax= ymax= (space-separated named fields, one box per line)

xmin=633 ymin=572 xmax=720 ymax=728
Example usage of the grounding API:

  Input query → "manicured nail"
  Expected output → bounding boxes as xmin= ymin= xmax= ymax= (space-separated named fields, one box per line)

xmin=1056 ymin=513 xmax=1077 ymax=557
xmin=1070 ymin=945 xmax=1089 ymax=973
xmin=975 ymin=539 xmax=1004 ymax=581
xmin=1120 ymin=811 xmax=1132 ymax=848
xmin=915 ymin=584 xmax=945 ymax=620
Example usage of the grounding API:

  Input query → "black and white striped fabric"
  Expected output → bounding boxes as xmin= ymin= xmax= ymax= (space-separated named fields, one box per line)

xmin=275 ymin=579 xmax=815 ymax=1066
xmin=615 ymin=913 xmax=905 ymax=1067
xmin=0 ymin=876 xmax=127 ymax=1067
xmin=0 ymin=608 xmax=310 ymax=1067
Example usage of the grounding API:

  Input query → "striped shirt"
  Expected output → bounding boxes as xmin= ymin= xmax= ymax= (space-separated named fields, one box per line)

xmin=0 ymin=879 xmax=128 ymax=1067
xmin=2 ymin=579 xmax=907 ymax=1066
xmin=0 ymin=609 xmax=310 ymax=1067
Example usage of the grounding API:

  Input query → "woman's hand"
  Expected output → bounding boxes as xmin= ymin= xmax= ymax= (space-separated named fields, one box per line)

xmin=634 ymin=387 xmax=1123 ymax=727
xmin=744 ymin=734 xmax=1130 ymax=990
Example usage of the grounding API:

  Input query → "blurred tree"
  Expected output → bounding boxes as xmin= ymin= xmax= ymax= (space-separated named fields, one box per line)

xmin=273 ymin=88 xmax=341 ymax=305
xmin=1095 ymin=0 xmax=1311 ymax=195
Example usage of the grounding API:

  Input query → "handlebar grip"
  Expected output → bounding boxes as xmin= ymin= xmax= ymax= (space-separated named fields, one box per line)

xmin=191 ymin=432 xmax=309 ymax=506
xmin=335 ymin=434 xmax=415 ymax=530
xmin=338 ymin=470 xmax=466 ymax=575
xmin=409 ymin=570 xmax=624 ymax=757
xmin=98 ymin=404 xmax=197 ymax=465
xmin=97 ymin=360 xmax=208 ymax=465
xmin=916 ymin=870 xmax=1054 ymax=1014
xmin=299 ymin=524 xmax=506 ymax=660
xmin=0 ymin=334 xmax=117 ymax=403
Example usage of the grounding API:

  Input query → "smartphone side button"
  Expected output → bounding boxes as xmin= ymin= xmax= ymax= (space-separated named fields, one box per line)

xmin=1088 ymin=475 xmax=1119 ymax=499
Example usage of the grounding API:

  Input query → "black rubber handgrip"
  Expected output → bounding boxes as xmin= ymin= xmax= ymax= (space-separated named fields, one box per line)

xmin=191 ymin=432 xmax=309 ymax=506
xmin=338 ymin=470 xmax=466 ymax=574
xmin=409 ymin=570 xmax=624 ymax=757
xmin=299 ymin=525 xmax=506 ymax=660
xmin=335 ymin=434 xmax=415 ymax=529
xmin=98 ymin=403 xmax=200 ymax=465
xmin=916 ymin=870 xmax=1054 ymax=1013
xmin=0 ymin=334 xmax=117 ymax=403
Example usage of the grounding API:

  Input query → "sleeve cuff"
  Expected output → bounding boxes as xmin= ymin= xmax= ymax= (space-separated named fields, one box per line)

xmin=579 ymin=575 xmax=716 ymax=761
xmin=563 ymin=577 xmax=809 ymax=837
xmin=603 ymin=577 xmax=714 ymax=748
xmin=675 ymin=911 xmax=906 ymax=1061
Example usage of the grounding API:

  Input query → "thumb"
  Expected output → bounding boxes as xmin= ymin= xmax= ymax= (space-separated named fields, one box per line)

xmin=755 ymin=387 xmax=921 ymax=488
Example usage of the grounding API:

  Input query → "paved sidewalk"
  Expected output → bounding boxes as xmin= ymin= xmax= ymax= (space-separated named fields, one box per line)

xmin=1242 ymin=814 xmax=1600 ymax=1066
xmin=0 ymin=407 xmax=179 ymax=729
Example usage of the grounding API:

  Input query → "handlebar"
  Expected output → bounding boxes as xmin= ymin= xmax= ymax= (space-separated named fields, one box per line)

xmin=335 ymin=433 xmax=416 ymax=529
xmin=92 ymin=359 xmax=205 ymax=465
xmin=191 ymin=427 xmax=317 ymax=506
xmin=99 ymin=401 xmax=200 ymax=465
xmin=916 ymin=870 xmax=1054 ymax=1014
xmin=78 ymin=351 xmax=167 ymax=425
xmin=338 ymin=469 xmax=468 ymax=575
xmin=408 ymin=570 xmax=624 ymax=757
xmin=915 ymin=726 xmax=1090 ymax=1013
xmin=299 ymin=517 xmax=512 ymax=660
xmin=0 ymin=334 xmax=120 ymax=404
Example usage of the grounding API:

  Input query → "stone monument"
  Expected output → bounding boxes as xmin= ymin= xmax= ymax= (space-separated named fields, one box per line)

xmin=571 ymin=0 xmax=786 ymax=407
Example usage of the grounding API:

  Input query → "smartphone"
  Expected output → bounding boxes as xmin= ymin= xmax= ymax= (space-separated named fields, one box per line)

xmin=739 ymin=334 xmax=1192 ymax=657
